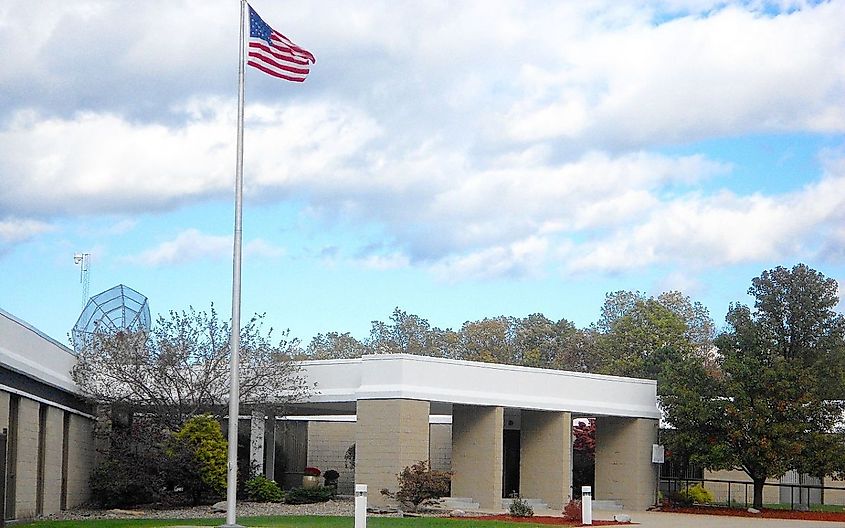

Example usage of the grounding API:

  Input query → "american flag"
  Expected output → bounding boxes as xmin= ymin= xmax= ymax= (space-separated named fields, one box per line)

xmin=247 ymin=5 xmax=315 ymax=82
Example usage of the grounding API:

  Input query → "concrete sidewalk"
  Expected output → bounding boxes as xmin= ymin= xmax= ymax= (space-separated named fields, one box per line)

xmin=593 ymin=509 xmax=845 ymax=527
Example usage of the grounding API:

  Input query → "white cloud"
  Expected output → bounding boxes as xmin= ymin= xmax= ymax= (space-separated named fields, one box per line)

xmin=495 ymin=1 xmax=845 ymax=146
xmin=2 ymin=1 xmax=845 ymax=280
xmin=431 ymin=236 xmax=550 ymax=281
xmin=0 ymin=217 xmax=55 ymax=245
xmin=0 ymin=100 xmax=380 ymax=216
xmin=565 ymin=161 xmax=845 ymax=274
xmin=124 ymin=228 xmax=284 ymax=266
xmin=356 ymin=252 xmax=410 ymax=271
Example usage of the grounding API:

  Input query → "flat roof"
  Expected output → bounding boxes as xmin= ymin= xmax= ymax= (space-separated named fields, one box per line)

xmin=0 ymin=308 xmax=79 ymax=394
xmin=299 ymin=353 xmax=660 ymax=419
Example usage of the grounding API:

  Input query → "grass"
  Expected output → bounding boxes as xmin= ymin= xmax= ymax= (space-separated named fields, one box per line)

xmin=701 ymin=500 xmax=845 ymax=513
xmin=764 ymin=503 xmax=845 ymax=512
xmin=28 ymin=515 xmax=570 ymax=528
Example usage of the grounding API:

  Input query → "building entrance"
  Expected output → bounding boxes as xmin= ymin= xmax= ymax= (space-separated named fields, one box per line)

xmin=502 ymin=429 xmax=520 ymax=498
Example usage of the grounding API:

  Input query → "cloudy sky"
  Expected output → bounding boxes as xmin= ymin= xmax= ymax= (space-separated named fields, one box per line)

xmin=2 ymin=0 xmax=844 ymax=346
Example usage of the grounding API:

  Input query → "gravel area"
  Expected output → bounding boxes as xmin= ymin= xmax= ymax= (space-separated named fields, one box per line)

xmin=44 ymin=498 xmax=356 ymax=521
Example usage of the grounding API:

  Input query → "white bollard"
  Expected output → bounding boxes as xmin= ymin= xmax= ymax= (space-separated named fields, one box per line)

xmin=355 ymin=484 xmax=368 ymax=528
xmin=581 ymin=485 xmax=592 ymax=525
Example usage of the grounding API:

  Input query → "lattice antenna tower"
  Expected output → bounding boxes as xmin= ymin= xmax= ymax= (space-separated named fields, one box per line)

xmin=73 ymin=252 xmax=91 ymax=309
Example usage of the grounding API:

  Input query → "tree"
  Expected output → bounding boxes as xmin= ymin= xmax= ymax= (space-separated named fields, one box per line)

xmin=368 ymin=308 xmax=447 ymax=356
xmin=661 ymin=264 xmax=845 ymax=509
xmin=458 ymin=316 xmax=516 ymax=363
xmin=305 ymin=331 xmax=367 ymax=359
xmin=72 ymin=306 xmax=310 ymax=428
xmin=594 ymin=290 xmax=716 ymax=385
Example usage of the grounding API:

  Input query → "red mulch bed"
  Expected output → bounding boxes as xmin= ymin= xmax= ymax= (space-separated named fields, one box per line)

xmin=664 ymin=505 xmax=845 ymax=522
xmin=462 ymin=514 xmax=633 ymax=526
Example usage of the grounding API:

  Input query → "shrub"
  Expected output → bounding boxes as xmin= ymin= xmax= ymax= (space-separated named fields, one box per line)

xmin=285 ymin=486 xmax=335 ymax=504
xmin=509 ymin=496 xmax=534 ymax=517
xmin=344 ymin=444 xmax=356 ymax=470
xmin=171 ymin=414 xmax=228 ymax=503
xmin=380 ymin=460 xmax=451 ymax=511
xmin=245 ymin=475 xmax=284 ymax=502
xmin=89 ymin=417 xmax=169 ymax=508
xmin=563 ymin=499 xmax=582 ymax=522
xmin=323 ymin=469 xmax=340 ymax=488
xmin=678 ymin=483 xmax=713 ymax=505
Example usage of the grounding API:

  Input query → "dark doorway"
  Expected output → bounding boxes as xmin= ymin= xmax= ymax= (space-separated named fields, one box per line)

xmin=502 ymin=429 xmax=520 ymax=498
xmin=275 ymin=421 xmax=308 ymax=490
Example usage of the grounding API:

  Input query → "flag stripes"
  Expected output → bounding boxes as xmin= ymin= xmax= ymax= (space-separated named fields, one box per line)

xmin=247 ymin=5 xmax=315 ymax=82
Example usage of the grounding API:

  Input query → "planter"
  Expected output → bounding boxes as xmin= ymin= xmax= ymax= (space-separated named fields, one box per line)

xmin=302 ymin=475 xmax=321 ymax=489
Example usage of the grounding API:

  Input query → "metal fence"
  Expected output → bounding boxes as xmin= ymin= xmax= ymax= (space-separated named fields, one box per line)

xmin=660 ymin=477 xmax=836 ymax=511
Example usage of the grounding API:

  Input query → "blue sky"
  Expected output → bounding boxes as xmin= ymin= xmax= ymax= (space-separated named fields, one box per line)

xmin=2 ymin=0 xmax=845 ymax=347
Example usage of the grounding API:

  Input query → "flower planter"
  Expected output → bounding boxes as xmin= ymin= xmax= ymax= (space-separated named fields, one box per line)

xmin=302 ymin=475 xmax=321 ymax=489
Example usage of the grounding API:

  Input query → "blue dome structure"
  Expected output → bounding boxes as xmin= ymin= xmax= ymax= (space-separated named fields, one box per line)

xmin=72 ymin=284 xmax=151 ymax=353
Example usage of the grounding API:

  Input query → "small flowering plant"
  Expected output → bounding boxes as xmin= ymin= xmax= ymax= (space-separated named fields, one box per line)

xmin=304 ymin=466 xmax=321 ymax=477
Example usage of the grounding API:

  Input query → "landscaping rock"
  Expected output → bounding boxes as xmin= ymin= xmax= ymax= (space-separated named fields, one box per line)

xmin=748 ymin=507 xmax=761 ymax=514
xmin=210 ymin=501 xmax=227 ymax=513
xmin=795 ymin=504 xmax=810 ymax=512
xmin=107 ymin=509 xmax=145 ymax=517
xmin=613 ymin=513 xmax=632 ymax=523
xmin=450 ymin=509 xmax=467 ymax=517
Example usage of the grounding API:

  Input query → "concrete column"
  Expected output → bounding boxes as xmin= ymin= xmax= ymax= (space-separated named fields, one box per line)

xmin=520 ymin=410 xmax=572 ymax=509
xmin=355 ymin=399 xmax=430 ymax=508
xmin=0 ymin=390 xmax=10 ymax=431
xmin=264 ymin=411 xmax=276 ymax=480
xmin=250 ymin=409 xmax=265 ymax=476
xmin=594 ymin=417 xmax=658 ymax=511
xmin=451 ymin=404 xmax=503 ymax=510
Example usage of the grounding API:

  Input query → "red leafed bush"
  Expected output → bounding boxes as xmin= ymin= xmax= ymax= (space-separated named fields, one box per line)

xmin=573 ymin=419 xmax=595 ymax=459
xmin=563 ymin=499 xmax=582 ymax=522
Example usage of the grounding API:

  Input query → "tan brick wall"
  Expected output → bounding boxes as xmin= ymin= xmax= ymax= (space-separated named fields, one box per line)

xmin=307 ymin=421 xmax=356 ymax=494
xmin=594 ymin=417 xmax=657 ymax=511
xmin=823 ymin=479 xmax=845 ymax=506
xmin=429 ymin=424 xmax=452 ymax=472
xmin=702 ymin=469 xmax=781 ymax=505
xmin=13 ymin=397 xmax=40 ymax=519
xmin=451 ymin=404 xmax=503 ymax=510
xmin=520 ymin=410 xmax=571 ymax=509
xmin=355 ymin=399 xmax=430 ymax=508
xmin=40 ymin=407 xmax=64 ymax=515
xmin=65 ymin=413 xmax=96 ymax=509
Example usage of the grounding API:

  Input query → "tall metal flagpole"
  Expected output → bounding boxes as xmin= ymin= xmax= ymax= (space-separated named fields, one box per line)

xmin=222 ymin=1 xmax=247 ymax=527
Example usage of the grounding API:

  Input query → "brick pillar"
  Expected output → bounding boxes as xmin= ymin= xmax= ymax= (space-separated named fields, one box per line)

xmin=355 ymin=399 xmax=430 ymax=508
xmin=451 ymin=404 xmax=503 ymax=510
xmin=594 ymin=417 xmax=658 ymax=510
xmin=520 ymin=410 xmax=572 ymax=509
xmin=40 ymin=407 xmax=64 ymax=515
xmin=14 ymin=397 xmax=39 ymax=519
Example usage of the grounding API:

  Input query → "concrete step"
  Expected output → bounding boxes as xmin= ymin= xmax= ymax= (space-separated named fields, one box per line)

xmin=591 ymin=499 xmax=624 ymax=511
xmin=502 ymin=498 xmax=549 ymax=509
xmin=440 ymin=497 xmax=481 ymax=510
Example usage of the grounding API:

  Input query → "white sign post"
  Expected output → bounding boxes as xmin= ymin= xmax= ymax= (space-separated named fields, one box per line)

xmin=355 ymin=484 xmax=367 ymax=528
xmin=581 ymin=485 xmax=592 ymax=525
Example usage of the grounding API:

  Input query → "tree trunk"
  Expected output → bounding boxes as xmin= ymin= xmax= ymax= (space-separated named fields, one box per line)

xmin=752 ymin=478 xmax=765 ymax=509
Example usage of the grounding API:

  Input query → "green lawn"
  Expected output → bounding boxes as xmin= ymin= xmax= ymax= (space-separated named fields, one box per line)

xmin=714 ymin=500 xmax=845 ymax=512
xmin=28 ymin=515 xmax=567 ymax=528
